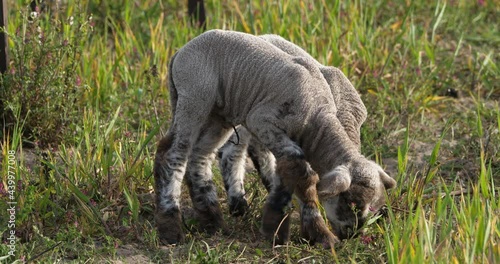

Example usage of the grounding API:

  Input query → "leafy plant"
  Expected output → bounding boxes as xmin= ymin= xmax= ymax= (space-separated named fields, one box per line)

xmin=1 ymin=3 xmax=92 ymax=147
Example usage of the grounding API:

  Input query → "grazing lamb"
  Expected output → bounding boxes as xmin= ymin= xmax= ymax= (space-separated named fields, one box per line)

xmin=218 ymin=34 xmax=395 ymax=245
xmin=218 ymin=34 xmax=368 ymax=220
xmin=154 ymin=30 xmax=396 ymax=247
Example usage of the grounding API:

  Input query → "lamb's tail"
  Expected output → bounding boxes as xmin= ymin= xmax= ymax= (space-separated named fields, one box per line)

xmin=168 ymin=52 xmax=179 ymax=119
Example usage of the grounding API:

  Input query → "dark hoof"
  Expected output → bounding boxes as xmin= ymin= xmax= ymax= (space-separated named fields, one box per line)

xmin=260 ymin=203 xmax=290 ymax=245
xmin=197 ymin=204 xmax=227 ymax=235
xmin=300 ymin=215 xmax=339 ymax=249
xmin=156 ymin=209 xmax=185 ymax=245
xmin=158 ymin=228 xmax=185 ymax=245
xmin=321 ymin=234 xmax=340 ymax=249
xmin=320 ymin=232 xmax=340 ymax=249
xmin=229 ymin=196 xmax=249 ymax=216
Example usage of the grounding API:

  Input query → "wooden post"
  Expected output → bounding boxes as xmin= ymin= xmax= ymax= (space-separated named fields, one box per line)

xmin=187 ymin=0 xmax=206 ymax=30
xmin=0 ymin=0 xmax=6 ymax=120
xmin=0 ymin=0 xmax=8 ymax=74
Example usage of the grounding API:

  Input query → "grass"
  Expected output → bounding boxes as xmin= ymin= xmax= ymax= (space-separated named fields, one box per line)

xmin=0 ymin=0 xmax=499 ymax=263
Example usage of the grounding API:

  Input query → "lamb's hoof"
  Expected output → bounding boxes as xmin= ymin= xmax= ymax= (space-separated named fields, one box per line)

xmin=197 ymin=205 xmax=227 ymax=235
xmin=229 ymin=197 xmax=249 ymax=217
xmin=260 ymin=204 xmax=290 ymax=245
xmin=156 ymin=210 xmax=185 ymax=245
xmin=301 ymin=216 xmax=339 ymax=249
xmin=320 ymin=232 xmax=340 ymax=249
xmin=158 ymin=227 xmax=185 ymax=245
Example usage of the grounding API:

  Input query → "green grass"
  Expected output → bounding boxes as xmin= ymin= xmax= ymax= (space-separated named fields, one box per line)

xmin=1 ymin=0 xmax=499 ymax=263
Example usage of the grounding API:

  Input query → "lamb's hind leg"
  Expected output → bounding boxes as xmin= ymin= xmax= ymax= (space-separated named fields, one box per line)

xmin=154 ymin=90 xmax=214 ymax=244
xmin=154 ymin=126 xmax=200 ymax=245
xmin=186 ymin=120 xmax=233 ymax=233
xmin=218 ymin=126 xmax=252 ymax=216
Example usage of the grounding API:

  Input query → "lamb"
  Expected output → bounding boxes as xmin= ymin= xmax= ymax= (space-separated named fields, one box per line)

xmin=218 ymin=34 xmax=368 ymax=219
xmin=218 ymin=34 xmax=394 ymax=245
xmin=154 ymin=29 xmax=397 ymax=247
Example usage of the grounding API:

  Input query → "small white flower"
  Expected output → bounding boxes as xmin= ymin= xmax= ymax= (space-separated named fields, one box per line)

xmin=69 ymin=16 xmax=74 ymax=25
xmin=30 ymin=11 xmax=38 ymax=19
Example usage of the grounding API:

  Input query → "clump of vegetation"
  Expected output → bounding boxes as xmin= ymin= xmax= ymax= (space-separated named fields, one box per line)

xmin=1 ymin=3 xmax=92 ymax=148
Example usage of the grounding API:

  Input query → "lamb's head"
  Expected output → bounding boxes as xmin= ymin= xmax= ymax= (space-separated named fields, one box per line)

xmin=317 ymin=157 xmax=396 ymax=240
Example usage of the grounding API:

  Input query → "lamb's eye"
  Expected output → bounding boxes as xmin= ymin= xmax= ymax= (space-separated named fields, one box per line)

xmin=369 ymin=206 xmax=376 ymax=212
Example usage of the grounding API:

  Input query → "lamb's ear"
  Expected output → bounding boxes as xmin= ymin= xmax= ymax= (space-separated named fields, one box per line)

xmin=317 ymin=165 xmax=351 ymax=199
xmin=378 ymin=168 xmax=396 ymax=190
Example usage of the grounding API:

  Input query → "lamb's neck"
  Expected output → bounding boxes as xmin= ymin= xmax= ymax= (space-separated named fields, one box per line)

xmin=300 ymin=112 xmax=361 ymax=176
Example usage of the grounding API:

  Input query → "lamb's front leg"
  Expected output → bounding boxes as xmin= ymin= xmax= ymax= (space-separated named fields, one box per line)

xmin=293 ymin=163 xmax=339 ymax=249
xmin=218 ymin=127 xmax=251 ymax=216
xmin=260 ymin=156 xmax=301 ymax=245
xmin=246 ymin=111 xmax=308 ymax=245
xmin=247 ymin=138 xmax=276 ymax=192
xmin=265 ymin=158 xmax=338 ymax=248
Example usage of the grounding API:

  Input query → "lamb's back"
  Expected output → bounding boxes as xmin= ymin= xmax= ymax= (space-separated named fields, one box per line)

xmin=174 ymin=30 xmax=333 ymax=126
